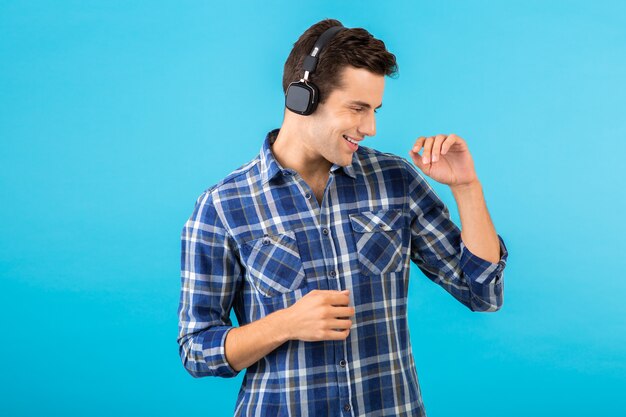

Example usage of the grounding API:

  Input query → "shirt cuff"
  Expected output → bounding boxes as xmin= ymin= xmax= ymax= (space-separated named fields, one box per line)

xmin=459 ymin=235 xmax=508 ymax=287
xmin=199 ymin=325 xmax=240 ymax=378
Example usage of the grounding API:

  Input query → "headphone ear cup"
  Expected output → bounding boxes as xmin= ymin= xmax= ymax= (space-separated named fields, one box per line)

xmin=285 ymin=81 xmax=319 ymax=115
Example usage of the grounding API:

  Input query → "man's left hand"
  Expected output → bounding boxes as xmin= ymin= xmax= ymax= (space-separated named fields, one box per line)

xmin=408 ymin=134 xmax=478 ymax=187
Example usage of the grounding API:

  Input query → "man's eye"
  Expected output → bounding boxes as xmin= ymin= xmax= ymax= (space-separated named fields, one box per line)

xmin=352 ymin=107 xmax=378 ymax=114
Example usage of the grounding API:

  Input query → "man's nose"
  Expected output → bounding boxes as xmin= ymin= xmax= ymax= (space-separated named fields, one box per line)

xmin=358 ymin=111 xmax=376 ymax=137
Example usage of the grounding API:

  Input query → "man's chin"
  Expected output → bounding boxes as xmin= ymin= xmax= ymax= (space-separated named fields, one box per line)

xmin=325 ymin=152 xmax=354 ymax=169
xmin=338 ymin=156 xmax=354 ymax=168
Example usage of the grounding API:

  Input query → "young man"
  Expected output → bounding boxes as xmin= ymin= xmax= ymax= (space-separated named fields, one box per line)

xmin=178 ymin=19 xmax=508 ymax=417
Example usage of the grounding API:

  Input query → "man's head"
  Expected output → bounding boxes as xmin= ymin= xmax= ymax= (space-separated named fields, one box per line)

xmin=278 ymin=19 xmax=398 ymax=168
xmin=282 ymin=19 xmax=398 ymax=110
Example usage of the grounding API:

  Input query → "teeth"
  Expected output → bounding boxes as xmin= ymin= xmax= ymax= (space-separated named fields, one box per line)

xmin=343 ymin=135 xmax=358 ymax=145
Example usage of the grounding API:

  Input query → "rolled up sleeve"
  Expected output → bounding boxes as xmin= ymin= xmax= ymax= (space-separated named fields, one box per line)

xmin=177 ymin=190 xmax=242 ymax=378
xmin=459 ymin=235 xmax=508 ymax=311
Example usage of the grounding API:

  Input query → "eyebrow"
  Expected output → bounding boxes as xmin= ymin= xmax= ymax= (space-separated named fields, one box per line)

xmin=348 ymin=100 xmax=383 ymax=110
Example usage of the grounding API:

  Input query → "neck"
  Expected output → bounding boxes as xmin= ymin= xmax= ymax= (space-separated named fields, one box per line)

xmin=272 ymin=119 xmax=332 ymax=180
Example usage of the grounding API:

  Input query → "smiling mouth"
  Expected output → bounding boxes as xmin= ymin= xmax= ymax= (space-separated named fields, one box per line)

xmin=343 ymin=135 xmax=360 ymax=145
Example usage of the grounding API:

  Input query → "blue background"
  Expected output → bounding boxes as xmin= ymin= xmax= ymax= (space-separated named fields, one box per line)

xmin=1 ymin=1 xmax=625 ymax=415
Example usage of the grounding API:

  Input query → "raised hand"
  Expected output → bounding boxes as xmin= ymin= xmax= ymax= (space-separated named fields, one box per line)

xmin=408 ymin=134 xmax=478 ymax=187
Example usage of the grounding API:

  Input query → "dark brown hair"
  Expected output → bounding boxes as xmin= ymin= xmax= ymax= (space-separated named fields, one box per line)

xmin=282 ymin=19 xmax=398 ymax=105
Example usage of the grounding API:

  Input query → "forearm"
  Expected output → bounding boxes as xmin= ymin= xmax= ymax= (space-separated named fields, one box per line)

xmin=450 ymin=180 xmax=500 ymax=263
xmin=224 ymin=289 xmax=354 ymax=371
xmin=224 ymin=308 xmax=291 ymax=372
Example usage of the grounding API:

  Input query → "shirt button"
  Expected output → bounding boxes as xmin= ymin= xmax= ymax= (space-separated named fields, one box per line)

xmin=339 ymin=359 xmax=347 ymax=367
xmin=343 ymin=404 xmax=351 ymax=412
xmin=322 ymin=228 xmax=329 ymax=235
xmin=305 ymin=193 xmax=311 ymax=199
xmin=330 ymin=270 xmax=336 ymax=277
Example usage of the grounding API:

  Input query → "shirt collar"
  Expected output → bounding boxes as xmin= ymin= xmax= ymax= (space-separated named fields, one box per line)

xmin=259 ymin=128 xmax=357 ymax=184
xmin=330 ymin=161 xmax=357 ymax=178
xmin=260 ymin=129 xmax=284 ymax=184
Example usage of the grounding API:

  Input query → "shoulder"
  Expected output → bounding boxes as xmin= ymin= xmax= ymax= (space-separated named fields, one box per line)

xmin=355 ymin=145 xmax=441 ymax=207
xmin=189 ymin=156 xmax=261 ymax=220
xmin=199 ymin=156 xmax=262 ymax=201
xmin=355 ymin=145 xmax=424 ymax=182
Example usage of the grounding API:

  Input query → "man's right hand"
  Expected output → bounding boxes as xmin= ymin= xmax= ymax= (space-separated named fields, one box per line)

xmin=225 ymin=289 xmax=355 ymax=371
xmin=283 ymin=289 xmax=355 ymax=341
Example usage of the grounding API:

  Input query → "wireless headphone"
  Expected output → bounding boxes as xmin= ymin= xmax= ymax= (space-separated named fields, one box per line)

xmin=285 ymin=25 xmax=345 ymax=116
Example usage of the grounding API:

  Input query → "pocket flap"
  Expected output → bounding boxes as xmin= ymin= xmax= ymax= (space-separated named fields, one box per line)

xmin=349 ymin=209 xmax=404 ymax=233
xmin=245 ymin=230 xmax=297 ymax=252
xmin=240 ymin=230 xmax=306 ymax=298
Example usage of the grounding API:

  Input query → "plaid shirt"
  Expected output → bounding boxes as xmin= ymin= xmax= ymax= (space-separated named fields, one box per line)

xmin=178 ymin=129 xmax=508 ymax=416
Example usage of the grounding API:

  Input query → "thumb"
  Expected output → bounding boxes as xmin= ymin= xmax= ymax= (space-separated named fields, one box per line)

xmin=409 ymin=150 xmax=428 ymax=173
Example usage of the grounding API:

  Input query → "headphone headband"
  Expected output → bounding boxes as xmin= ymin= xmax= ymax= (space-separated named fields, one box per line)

xmin=285 ymin=24 xmax=346 ymax=116
xmin=302 ymin=25 xmax=345 ymax=77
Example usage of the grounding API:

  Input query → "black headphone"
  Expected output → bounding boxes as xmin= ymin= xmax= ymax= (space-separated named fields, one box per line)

xmin=285 ymin=25 xmax=345 ymax=116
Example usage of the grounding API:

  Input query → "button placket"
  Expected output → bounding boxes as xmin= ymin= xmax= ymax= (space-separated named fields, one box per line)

xmin=312 ymin=176 xmax=351 ymax=416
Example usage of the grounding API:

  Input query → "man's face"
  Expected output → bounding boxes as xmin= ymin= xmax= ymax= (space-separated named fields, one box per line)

xmin=306 ymin=66 xmax=385 ymax=167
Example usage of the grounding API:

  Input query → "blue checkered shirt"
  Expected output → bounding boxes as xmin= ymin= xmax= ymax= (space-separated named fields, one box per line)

xmin=178 ymin=129 xmax=508 ymax=416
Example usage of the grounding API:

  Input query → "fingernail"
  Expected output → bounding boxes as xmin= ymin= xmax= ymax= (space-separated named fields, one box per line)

xmin=422 ymin=157 xmax=428 ymax=164
xmin=413 ymin=146 xmax=419 ymax=152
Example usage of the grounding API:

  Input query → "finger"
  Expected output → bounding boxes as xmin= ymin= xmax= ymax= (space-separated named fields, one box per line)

xmin=322 ymin=306 xmax=354 ymax=320
xmin=410 ymin=137 xmax=426 ymax=155
xmin=409 ymin=147 xmax=427 ymax=172
xmin=324 ymin=329 xmax=350 ymax=341
xmin=441 ymin=133 xmax=460 ymax=155
xmin=422 ymin=136 xmax=434 ymax=164
xmin=326 ymin=290 xmax=351 ymax=306
xmin=432 ymin=134 xmax=446 ymax=162
xmin=332 ymin=306 xmax=356 ymax=317
xmin=329 ymin=318 xmax=353 ymax=330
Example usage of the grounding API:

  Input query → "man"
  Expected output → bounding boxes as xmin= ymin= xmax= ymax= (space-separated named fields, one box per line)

xmin=178 ymin=18 xmax=508 ymax=416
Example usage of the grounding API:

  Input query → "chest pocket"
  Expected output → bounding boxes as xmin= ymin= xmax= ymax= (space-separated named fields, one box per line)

xmin=350 ymin=209 xmax=405 ymax=276
xmin=240 ymin=231 xmax=306 ymax=298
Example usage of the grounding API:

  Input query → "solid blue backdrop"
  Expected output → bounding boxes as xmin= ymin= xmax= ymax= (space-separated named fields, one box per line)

xmin=1 ymin=1 xmax=624 ymax=415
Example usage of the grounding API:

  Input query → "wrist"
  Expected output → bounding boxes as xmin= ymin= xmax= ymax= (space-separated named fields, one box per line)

xmin=450 ymin=179 xmax=482 ymax=196
xmin=268 ymin=307 xmax=293 ymax=344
